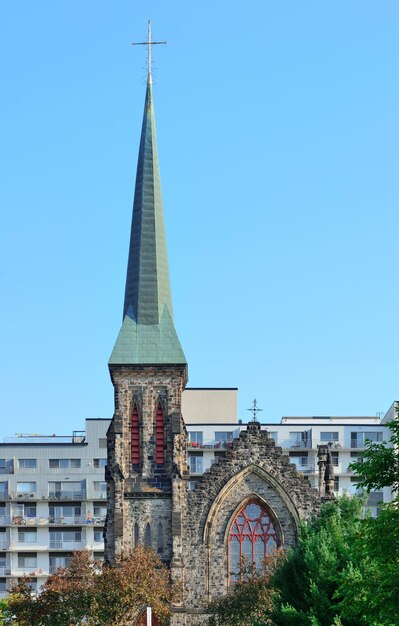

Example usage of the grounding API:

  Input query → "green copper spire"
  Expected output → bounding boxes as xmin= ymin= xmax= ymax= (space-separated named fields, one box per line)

xmin=109 ymin=48 xmax=186 ymax=366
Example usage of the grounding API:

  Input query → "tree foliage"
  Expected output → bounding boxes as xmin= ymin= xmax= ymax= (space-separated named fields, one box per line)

xmin=349 ymin=417 xmax=399 ymax=496
xmin=5 ymin=547 xmax=175 ymax=626
xmin=208 ymin=552 xmax=282 ymax=626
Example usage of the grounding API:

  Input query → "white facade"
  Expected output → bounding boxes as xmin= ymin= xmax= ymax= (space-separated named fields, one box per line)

xmin=0 ymin=392 xmax=395 ymax=597
xmin=0 ymin=420 xmax=109 ymax=597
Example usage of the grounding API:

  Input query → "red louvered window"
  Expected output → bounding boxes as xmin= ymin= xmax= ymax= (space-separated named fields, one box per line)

xmin=131 ymin=404 xmax=140 ymax=467
xmin=155 ymin=403 xmax=165 ymax=465
xmin=228 ymin=500 xmax=278 ymax=582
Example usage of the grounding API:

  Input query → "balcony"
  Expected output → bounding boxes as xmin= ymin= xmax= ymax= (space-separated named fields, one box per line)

xmin=92 ymin=492 xmax=107 ymax=500
xmin=0 ymin=566 xmax=11 ymax=576
xmin=0 ymin=516 xmax=11 ymax=525
xmin=351 ymin=439 xmax=364 ymax=449
xmin=289 ymin=442 xmax=311 ymax=450
xmin=48 ymin=491 xmax=86 ymax=500
xmin=49 ymin=516 xmax=85 ymax=525
xmin=49 ymin=540 xmax=84 ymax=550
xmin=0 ymin=541 xmax=10 ymax=550
xmin=0 ymin=492 xmax=8 ymax=500
xmin=188 ymin=442 xmax=234 ymax=450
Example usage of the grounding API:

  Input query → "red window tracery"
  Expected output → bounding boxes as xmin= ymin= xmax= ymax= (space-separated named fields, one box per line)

xmin=228 ymin=500 xmax=278 ymax=581
xmin=155 ymin=403 xmax=165 ymax=465
xmin=131 ymin=404 xmax=140 ymax=466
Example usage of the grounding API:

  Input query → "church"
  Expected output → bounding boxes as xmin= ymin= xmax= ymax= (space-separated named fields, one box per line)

xmin=104 ymin=25 xmax=330 ymax=626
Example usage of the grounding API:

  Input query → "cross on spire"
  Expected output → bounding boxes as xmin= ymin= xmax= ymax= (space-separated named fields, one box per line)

xmin=131 ymin=20 xmax=167 ymax=84
xmin=247 ymin=399 xmax=263 ymax=422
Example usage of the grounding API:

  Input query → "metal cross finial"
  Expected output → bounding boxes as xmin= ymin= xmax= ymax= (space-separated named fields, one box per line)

xmin=131 ymin=20 xmax=167 ymax=85
xmin=247 ymin=399 xmax=263 ymax=422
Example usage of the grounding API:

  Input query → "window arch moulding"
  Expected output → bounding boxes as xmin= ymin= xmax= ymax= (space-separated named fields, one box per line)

xmin=203 ymin=464 xmax=300 ymax=546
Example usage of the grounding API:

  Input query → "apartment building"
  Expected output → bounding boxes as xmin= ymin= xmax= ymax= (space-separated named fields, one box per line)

xmin=0 ymin=390 xmax=395 ymax=596
xmin=0 ymin=420 xmax=108 ymax=597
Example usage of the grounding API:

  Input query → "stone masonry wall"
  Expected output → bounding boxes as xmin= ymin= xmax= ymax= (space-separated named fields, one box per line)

xmin=105 ymin=364 xmax=187 ymax=564
xmin=171 ymin=422 xmax=320 ymax=625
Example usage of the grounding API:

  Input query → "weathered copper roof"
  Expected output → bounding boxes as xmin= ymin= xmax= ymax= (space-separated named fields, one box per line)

xmin=109 ymin=80 xmax=186 ymax=365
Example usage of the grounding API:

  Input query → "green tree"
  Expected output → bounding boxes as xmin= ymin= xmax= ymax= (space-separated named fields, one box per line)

xmin=271 ymin=496 xmax=364 ymax=626
xmin=349 ymin=417 xmax=399 ymax=497
xmin=208 ymin=552 xmax=282 ymax=626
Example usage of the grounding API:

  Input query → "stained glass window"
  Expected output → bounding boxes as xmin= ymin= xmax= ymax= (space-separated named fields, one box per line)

xmin=228 ymin=500 xmax=278 ymax=581
xmin=131 ymin=404 xmax=140 ymax=467
xmin=155 ymin=404 xmax=165 ymax=465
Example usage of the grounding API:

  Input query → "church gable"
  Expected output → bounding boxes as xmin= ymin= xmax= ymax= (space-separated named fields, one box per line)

xmin=179 ymin=422 xmax=320 ymax=614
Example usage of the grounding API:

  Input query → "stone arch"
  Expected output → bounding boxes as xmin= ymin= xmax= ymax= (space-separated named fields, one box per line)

xmin=201 ymin=463 xmax=301 ymax=600
xmin=203 ymin=463 xmax=301 ymax=546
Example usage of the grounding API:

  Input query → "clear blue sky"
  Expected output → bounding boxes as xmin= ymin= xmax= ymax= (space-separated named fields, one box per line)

xmin=1 ymin=1 xmax=398 ymax=436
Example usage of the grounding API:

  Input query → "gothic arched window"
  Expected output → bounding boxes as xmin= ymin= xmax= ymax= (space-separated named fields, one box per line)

xmin=145 ymin=523 xmax=151 ymax=548
xmin=134 ymin=522 xmax=139 ymax=547
xmin=228 ymin=500 xmax=278 ymax=582
xmin=131 ymin=404 xmax=140 ymax=468
xmin=157 ymin=522 xmax=163 ymax=553
xmin=155 ymin=403 xmax=165 ymax=465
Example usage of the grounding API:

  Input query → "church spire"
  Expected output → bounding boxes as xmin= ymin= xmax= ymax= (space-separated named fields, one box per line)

xmin=109 ymin=28 xmax=186 ymax=366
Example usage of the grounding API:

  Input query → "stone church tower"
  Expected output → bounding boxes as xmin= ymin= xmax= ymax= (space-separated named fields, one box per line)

xmin=105 ymin=38 xmax=321 ymax=625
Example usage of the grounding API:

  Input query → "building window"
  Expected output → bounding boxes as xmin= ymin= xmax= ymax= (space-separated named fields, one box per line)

xmin=134 ymin=523 xmax=139 ymax=546
xmin=49 ymin=505 xmax=81 ymax=523
xmin=268 ymin=432 xmax=278 ymax=443
xmin=94 ymin=530 xmax=103 ymax=543
xmin=157 ymin=523 xmax=163 ymax=554
xmin=49 ymin=530 xmax=82 ymax=549
xmin=49 ymin=555 xmax=70 ymax=573
xmin=331 ymin=452 xmax=339 ymax=467
xmin=215 ymin=432 xmax=233 ymax=444
xmin=334 ymin=477 xmax=340 ymax=493
xmin=188 ymin=455 xmax=203 ymax=475
xmin=18 ymin=553 xmax=37 ymax=569
xmin=16 ymin=482 xmax=36 ymax=494
xmin=188 ymin=432 xmax=203 ymax=446
xmin=289 ymin=431 xmax=310 ymax=448
xmin=351 ymin=431 xmax=383 ymax=448
xmin=289 ymin=453 xmax=308 ymax=468
xmin=49 ymin=459 xmax=81 ymax=469
xmin=0 ymin=482 xmax=7 ymax=498
xmin=155 ymin=403 xmax=165 ymax=465
xmin=320 ymin=432 xmax=339 ymax=443
xmin=18 ymin=529 xmax=37 ymax=544
xmin=145 ymin=523 xmax=151 ymax=548
xmin=48 ymin=481 xmax=84 ymax=499
xmin=18 ymin=459 xmax=37 ymax=469
xmin=131 ymin=404 xmax=140 ymax=467
xmin=93 ymin=505 xmax=107 ymax=519
xmin=229 ymin=500 xmax=278 ymax=582
xmin=93 ymin=459 xmax=107 ymax=469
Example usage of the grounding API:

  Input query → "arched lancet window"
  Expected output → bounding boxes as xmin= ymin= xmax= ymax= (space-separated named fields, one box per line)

xmin=131 ymin=404 xmax=140 ymax=468
xmin=145 ymin=523 xmax=151 ymax=548
xmin=155 ymin=403 xmax=165 ymax=465
xmin=157 ymin=522 xmax=163 ymax=553
xmin=134 ymin=522 xmax=139 ymax=547
xmin=228 ymin=500 xmax=278 ymax=582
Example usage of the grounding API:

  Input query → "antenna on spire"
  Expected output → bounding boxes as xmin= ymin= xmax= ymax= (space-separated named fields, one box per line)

xmin=131 ymin=20 xmax=167 ymax=84
xmin=247 ymin=399 xmax=263 ymax=422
